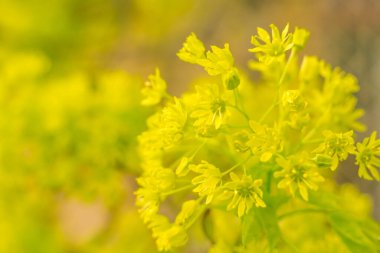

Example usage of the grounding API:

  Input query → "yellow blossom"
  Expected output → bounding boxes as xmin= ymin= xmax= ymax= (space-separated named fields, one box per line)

xmin=275 ymin=154 xmax=325 ymax=201
xmin=190 ymin=161 xmax=222 ymax=204
xmin=225 ymin=173 xmax=266 ymax=217
xmin=355 ymin=131 xmax=380 ymax=181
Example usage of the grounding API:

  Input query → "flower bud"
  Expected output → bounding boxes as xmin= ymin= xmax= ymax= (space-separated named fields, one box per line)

xmin=222 ymin=68 xmax=240 ymax=90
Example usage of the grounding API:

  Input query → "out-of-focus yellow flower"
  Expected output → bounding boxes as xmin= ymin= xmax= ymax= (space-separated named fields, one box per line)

xmin=355 ymin=131 xmax=380 ymax=181
xmin=141 ymin=68 xmax=167 ymax=106
xmin=149 ymin=214 xmax=188 ymax=251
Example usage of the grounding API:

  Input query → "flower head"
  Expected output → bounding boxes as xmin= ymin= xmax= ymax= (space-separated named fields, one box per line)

xmin=225 ymin=173 xmax=266 ymax=217
xmin=178 ymin=34 xmax=240 ymax=90
xmin=175 ymin=200 xmax=200 ymax=226
xmin=355 ymin=131 xmax=380 ymax=181
xmin=249 ymin=24 xmax=293 ymax=64
xmin=156 ymin=225 xmax=188 ymax=251
xmin=135 ymin=187 xmax=160 ymax=223
xmin=177 ymin=33 xmax=206 ymax=64
xmin=275 ymin=154 xmax=324 ymax=201
xmin=149 ymin=215 xmax=188 ymax=251
xmin=248 ymin=121 xmax=283 ymax=162
xmin=159 ymin=97 xmax=187 ymax=148
xmin=198 ymin=44 xmax=234 ymax=76
xmin=136 ymin=167 xmax=176 ymax=222
xmin=314 ymin=130 xmax=356 ymax=171
xmin=281 ymin=89 xmax=310 ymax=129
xmin=282 ymin=90 xmax=307 ymax=112
xmin=292 ymin=27 xmax=310 ymax=49
xmin=190 ymin=161 xmax=222 ymax=204
xmin=191 ymin=83 xmax=230 ymax=133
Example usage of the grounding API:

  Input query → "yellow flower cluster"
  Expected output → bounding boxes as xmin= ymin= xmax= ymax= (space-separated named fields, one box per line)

xmin=136 ymin=24 xmax=380 ymax=252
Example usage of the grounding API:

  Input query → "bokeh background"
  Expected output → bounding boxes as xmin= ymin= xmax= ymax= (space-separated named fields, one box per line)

xmin=1 ymin=0 xmax=379 ymax=252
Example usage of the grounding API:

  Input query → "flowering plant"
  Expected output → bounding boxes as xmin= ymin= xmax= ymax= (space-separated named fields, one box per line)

xmin=137 ymin=24 xmax=380 ymax=252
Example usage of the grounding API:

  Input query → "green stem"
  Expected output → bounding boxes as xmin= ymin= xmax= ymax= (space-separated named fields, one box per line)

xmin=278 ymin=48 xmax=297 ymax=87
xmin=233 ymin=88 xmax=240 ymax=107
xmin=258 ymin=101 xmax=279 ymax=123
xmin=301 ymin=105 xmax=331 ymax=144
xmin=171 ymin=139 xmax=207 ymax=171
xmin=227 ymin=104 xmax=250 ymax=121
xmin=266 ymin=170 xmax=273 ymax=193
xmin=228 ymin=88 xmax=251 ymax=127
xmin=222 ymin=155 xmax=252 ymax=176
xmin=162 ymin=184 xmax=194 ymax=197
xmin=260 ymin=48 xmax=297 ymax=125
xmin=184 ymin=197 xmax=207 ymax=230
xmin=190 ymin=139 xmax=208 ymax=160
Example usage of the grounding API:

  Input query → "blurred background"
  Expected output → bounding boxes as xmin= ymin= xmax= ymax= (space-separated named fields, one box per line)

xmin=0 ymin=0 xmax=379 ymax=252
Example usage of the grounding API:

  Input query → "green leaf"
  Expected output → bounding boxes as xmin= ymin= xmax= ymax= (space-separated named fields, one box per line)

xmin=362 ymin=219 xmax=380 ymax=251
xmin=329 ymin=212 xmax=380 ymax=253
xmin=241 ymin=209 xmax=262 ymax=246
xmin=241 ymin=205 xmax=283 ymax=250
xmin=309 ymin=191 xmax=380 ymax=253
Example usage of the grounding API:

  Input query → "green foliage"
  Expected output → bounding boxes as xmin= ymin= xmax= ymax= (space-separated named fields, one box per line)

xmin=137 ymin=24 xmax=380 ymax=252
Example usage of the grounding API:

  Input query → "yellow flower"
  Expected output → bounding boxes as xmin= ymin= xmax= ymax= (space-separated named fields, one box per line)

xmin=156 ymin=225 xmax=188 ymax=251
xmin=225 ymin=173 xmax=266 ymax=217
xmin=355 ymin=131 xmax=380 ymax=181
xmin=249 ymin=24 xmax=293 ymax=64
xmin=292 ymin=27 xmax=310 ymax=49
xmin=178 ymin=33 xmax=240 ymax=89
xmin=149 ymin=214 xmax=188 ymax=251
xmin=190 ymin=161 xmax=222 ymax=204
xmin=177 ymin=33 xmax=206 ymax=64
xmin=313 ymin=130 xmax=356 ymax=171
xmin=141 ymin=68 xmax=167 ymax=106
xmin=248 ymin=121 xmax=283 ymax=162
xmin=135 ymin=187 xmax=160 ymax=223
xmin=136 ymin=167 xmax=176 ymax=222
xmin=175 ymin=200 xmax=199 ymax=226
xmin=138 ymin=129 xmax=163 ymax=160
xmin=198 ymin=44 xmax=234 ymax=76
xmin=282 ymin=90 xmax=307 ymax=112
xmin=159 ymin=97 xmax=187 ymax=148
xmin=275 ymin=154 xmax=324 ymax=201
xmin=191 ymin=83 xmax=230 ymax=131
